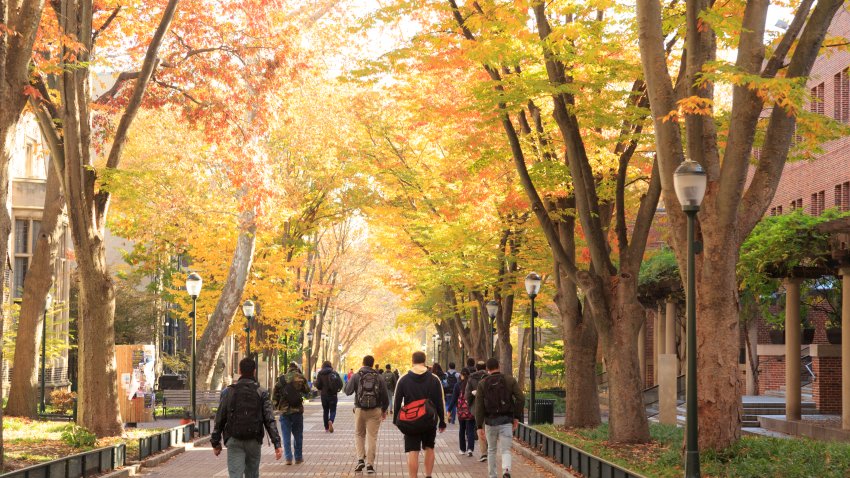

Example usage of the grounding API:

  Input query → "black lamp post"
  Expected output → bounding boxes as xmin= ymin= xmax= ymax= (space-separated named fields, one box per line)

xmin=321 ymin=332 xmax=328 ymax=364
xmin=525 ymin=272 xmax=541 ymax=424
xmin=431 ymin=333 xmax=439 ymax=363
xmin=674 ymin=159 xmax=707 ymax=478
xmin=338 ymin=343 xmax=343 ymax=370
xmin=283 ymin=334 xmax=288 ymax=369
xmin=40 ymin=293 xmax=53 ymax=414
xmin=443 ymin=332 xmax=451 ymax=369
xmin=486 ymin=300 xmax=498 ymax=357
xmin=186 ymin=272 xmax=203 ymax=423
xmin=242 ymin=300 xmax=255 ymax=359
xmin=306 ymin=331 xmax=314 ymax=381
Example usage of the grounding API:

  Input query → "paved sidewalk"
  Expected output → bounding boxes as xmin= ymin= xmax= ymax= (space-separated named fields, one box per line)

xmin=140 ymin=394 xmax=555 ymax=477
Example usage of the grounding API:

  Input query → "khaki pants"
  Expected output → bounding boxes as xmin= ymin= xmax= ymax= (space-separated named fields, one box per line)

xmin=354 ymin=407 xmax=383 ymax=465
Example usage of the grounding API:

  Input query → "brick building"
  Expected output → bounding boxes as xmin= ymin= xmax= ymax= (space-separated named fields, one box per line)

xmin=752 ymin=9 xmax=850 ymax=416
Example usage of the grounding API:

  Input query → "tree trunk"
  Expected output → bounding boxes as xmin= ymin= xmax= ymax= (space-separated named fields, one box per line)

xmin=196 ymin=210 xmax=257 ymax=388
xmin=75 ymin=246 xmax=122 ymax=436
xmin=6 ymin=166 xmax=65 ymax=417
xmin=516 ymin=327 xmax=530 ymax=391
xmin=555 ymin=269 xmax=601 ymax=428
xmin=601 ymin=282 xmax=650 ymax=443
xmin=694 ymin=235 xmax=742 ymax=449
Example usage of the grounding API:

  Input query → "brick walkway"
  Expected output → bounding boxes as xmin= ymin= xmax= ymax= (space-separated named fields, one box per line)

xmin=140 ymin=395 xmax=554 ymax=477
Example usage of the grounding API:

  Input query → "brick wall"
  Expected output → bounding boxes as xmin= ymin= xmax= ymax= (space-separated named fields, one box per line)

xmin=813 ymin=357 xmax=842 ymax=414
xmin=758 ymin=355 xmax=786 ymax=395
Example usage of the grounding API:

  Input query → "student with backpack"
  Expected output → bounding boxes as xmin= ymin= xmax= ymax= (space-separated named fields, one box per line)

xmin=344 ymin=355 xmax=390 ymax=474
xmin=211 ymin=358 xmax=282 ymax=478
xmin=465 ymin=360 xmax=489 ymax=461
xmin=272 ymin=362 xmax=310 ymax=465
xmin=447 ymin=368 xmax=476 ymax=457
xmin=315 ymin=360 xmax=344 ymax=433
xmin=382 ymin=364 xmax=398 ymax=414
xmin=393 ymin=351 xmax=446 ymax=478
xmin=444 ymin=362 xmax=460 ymax=424
xmin=473 ymin=358 xmax=524 ymax=478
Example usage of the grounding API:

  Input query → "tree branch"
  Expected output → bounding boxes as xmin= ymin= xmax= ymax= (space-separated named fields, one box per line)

xmin=92 ymin=6 xmax=121 ymax=46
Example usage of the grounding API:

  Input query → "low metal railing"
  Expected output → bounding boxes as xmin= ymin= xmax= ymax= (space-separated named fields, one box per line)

xmin=196 ymin=418 xmax=211 ymax=437
xmin=514 ymin=423 xmax=646 ymax=478
xmin=137 ymin=423 xmax=194 ymax=461
xmin=0 ymin=444 xmax=126 ymax=478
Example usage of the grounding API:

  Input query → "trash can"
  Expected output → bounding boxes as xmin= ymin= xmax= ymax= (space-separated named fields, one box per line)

xmin=526 ymin=398 xmax=555 ymax=424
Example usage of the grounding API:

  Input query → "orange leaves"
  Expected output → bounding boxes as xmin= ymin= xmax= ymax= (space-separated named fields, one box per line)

xmin=662 ymin=96 xmax=714 ymax=122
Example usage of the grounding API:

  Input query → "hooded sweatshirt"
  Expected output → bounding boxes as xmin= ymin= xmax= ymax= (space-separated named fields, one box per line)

xmin=392 ymin=364 xmax=447 ymax=430
xmin=315 ymin=365 xmax=338 ymax=397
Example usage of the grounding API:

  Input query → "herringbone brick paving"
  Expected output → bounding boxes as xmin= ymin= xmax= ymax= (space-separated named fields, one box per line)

xmin=140 ymin=395 xmax=556 ymax=477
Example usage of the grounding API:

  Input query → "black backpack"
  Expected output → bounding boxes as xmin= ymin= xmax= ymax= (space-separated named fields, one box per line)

xmin=226 ymin=381 xmax=264 ymax=440
xmin=278 ymin=374 xmax=303 ymax=408
xmin=445 ymin=371 xmax=458 ymax=392
xmin=328 ymin=371 xmax=343 ymax=394
xmin=383 ymin=371 xmax=396 ymax=392
xmin=482 ymin=375 xmax=514 ymax=418
xmin=467 ymin=372 xmax=484 ymax=407
xmin=356 ymin=370 xmax=381 ymax=409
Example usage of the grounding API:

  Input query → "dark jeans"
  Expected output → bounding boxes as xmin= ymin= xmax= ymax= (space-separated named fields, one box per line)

xmin=446 ymin=394 xmax=456 ymax=423
xmin=459 ymin=419 xmax=476 ymax=452
xmin=321 ymin=394 xmax=338 ymax=430
xmin=279 ymin=413 xmax=304 ymax=461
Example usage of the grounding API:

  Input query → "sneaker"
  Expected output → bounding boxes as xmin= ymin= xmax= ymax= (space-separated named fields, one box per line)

xmin=366 ymin=465 xmax=376 ymax=474
xmin=328 ymin=421 xmax=334 ymax=433
xmin=285 ymin=459 xmax=292 ymax=465
xmin=458 ymin=450 xmax=467 ymax=455
xmin=295 ymin=459 xmax=303 ymax=464
xmin=354 ymin=460 xmax=366 ymax=472
xmin=479 ymin=454 xmax=488 ymax=462
xmin=503 ymin=473 xmax=511 ymax=478
xmin=467 ymin=450 xmax=473 ymax=457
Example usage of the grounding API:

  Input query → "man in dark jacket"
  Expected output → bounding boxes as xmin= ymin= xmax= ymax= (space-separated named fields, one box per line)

xmin=383 ymin=363 xmax=398 ymax=414
xmin=272 ymin=362 xmax=310 ymax=465
xmin=393 ymin=351 xmax=446 ymax=478
xmin=474 ymin=358 xmax=524 ymax=478
xmin=344 ymin=355 xmax=389 ymax=474
xmin=212 ymin=358 xmax=282 ymax=478
xmin=315 ymin=360 xmax=342 ymax=433
xmin=465 ymin=360 xmax=489 ymax=462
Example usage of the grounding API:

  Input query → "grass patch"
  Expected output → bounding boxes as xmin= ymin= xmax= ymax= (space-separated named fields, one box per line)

xmin=3 ymin=417 xmax=169 ymax=471
xmin=535 ymin=423 xmax=850 ymax=478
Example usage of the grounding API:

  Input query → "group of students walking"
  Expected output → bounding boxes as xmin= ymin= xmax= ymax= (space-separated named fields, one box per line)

xmin=210 ymin=351 xmax=524 ymax=478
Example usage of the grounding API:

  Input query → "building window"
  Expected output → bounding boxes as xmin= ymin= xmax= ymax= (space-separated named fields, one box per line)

xmin=790 ymin=198 xmax=803 ymax=211
xmin=811 ymin=190 xmax=825 ymax=215
xmin=836 ymin=70 xmax=850 ymax=122
xmin=770 ymin=207 xmax=777 ymax=216
xmin=837 ymin=182 xmax=850 ymax=211
xmin=12 ymin=218 xmax=41 ymax=299
xmin=777 ymin=205 xmax=783 ymax=215
xmin=811 ymin=82 xmax=825 ymax=115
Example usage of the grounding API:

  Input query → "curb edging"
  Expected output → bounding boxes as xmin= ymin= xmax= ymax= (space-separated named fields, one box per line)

xmin=512 ymin=440 xmax=579 ymax=478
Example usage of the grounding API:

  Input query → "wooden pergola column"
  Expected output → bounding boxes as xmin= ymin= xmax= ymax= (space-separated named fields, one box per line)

xmin=841 ymin=267 xmax=850 ymax=430
xmin=785 ymin=278 xmax=802 ymax=421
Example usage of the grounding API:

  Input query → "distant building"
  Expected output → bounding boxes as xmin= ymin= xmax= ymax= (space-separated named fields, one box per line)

xmin=4 ymin=112 xmax=74 ymax=390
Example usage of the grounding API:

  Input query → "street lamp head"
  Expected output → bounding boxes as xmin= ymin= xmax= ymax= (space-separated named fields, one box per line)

xmin=338 ymin=343 xmax=343 ymax=352
xmin=486 ymin=300 xmax=499 ymax=319
xmin=306 ymin=331 xmax=313 ymax=342
xmin=186 ymin=272 xmax=203 ymax=298
xmin=242 ymin=299 xmax=255 ymax=318
xmin=443 ymin=332 xmax=451 ymax=343
xmin=432 ymin=332 xmax=440 ymax=341
xmin=525 ymin=272 xmax=542 ymax=298
xmin=321 ymin=332 xmax=328 ymax=341
xmin=673 ymin=159 xmax=707 ymax=210
xmin=45 ymin=292 xmax=53 ymax=310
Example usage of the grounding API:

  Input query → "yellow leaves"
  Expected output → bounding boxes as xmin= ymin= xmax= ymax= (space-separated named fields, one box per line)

xmin=662 ymin=96 xmax=714 ymax=122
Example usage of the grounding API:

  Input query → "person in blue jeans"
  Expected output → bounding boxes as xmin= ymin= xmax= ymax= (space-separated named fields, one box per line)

xmin=315 ymin=361 xmax=342 ymax=432
xmin=272 ymin=362 xmax=310 ymax=465
xmin=448 ymin=368 xmax=476 ymax=456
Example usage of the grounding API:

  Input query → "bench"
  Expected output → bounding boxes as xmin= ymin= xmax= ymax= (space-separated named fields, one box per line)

xmin=161 ymin=390 xmax=223 ymax=409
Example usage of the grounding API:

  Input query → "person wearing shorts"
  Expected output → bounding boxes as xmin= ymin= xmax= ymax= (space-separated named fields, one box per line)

xmin=393 ymin=351 xmax=446 ymax=478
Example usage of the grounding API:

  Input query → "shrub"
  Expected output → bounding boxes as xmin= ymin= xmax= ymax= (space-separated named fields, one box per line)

xmin=60 ymin=424 xmax=97 ymax=448
xmin=50 ymin=389 xmax=76 ymax=415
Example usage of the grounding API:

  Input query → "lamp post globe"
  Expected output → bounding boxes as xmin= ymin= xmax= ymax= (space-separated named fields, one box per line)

xmin=242 ymin=300 xmax=255 ymax=358
xmin=525 ymin=272 xmax=541 ymax=425
xmin=185 ymin=272 xmax=202 ymax=423
xmin=674 ymin=159 xmax=707 ymax=478
xmin=306 ymin=331 xmax=314 ymax=379
xmin=486 ymin=300 xmax=498 ymax=356
xmin=40 ymin=293 xmax=54 ymax=414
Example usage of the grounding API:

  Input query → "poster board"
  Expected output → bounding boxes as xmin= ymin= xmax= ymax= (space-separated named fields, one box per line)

xmin=116 ymin=344 xmax=156 ymax=423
